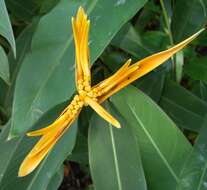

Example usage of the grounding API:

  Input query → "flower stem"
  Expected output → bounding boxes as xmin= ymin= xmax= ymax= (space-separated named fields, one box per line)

xmin=160 ymin=0 xmax=176 ymax=80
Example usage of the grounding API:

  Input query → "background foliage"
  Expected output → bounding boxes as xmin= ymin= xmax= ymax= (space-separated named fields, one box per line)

xmin=0 ymin=0 xmax=207 ymax=189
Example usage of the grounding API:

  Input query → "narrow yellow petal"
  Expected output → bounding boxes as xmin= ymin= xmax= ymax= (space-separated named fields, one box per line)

xmin=84 ymin=97 xmax=121 ymax=128
xmin=18 ymin=129 xmax=64 ymax=177
xmin=18 ymin=124 xmax=67 ymax=177
xmin=134 ymin=28 xmax=205 ymax=75
xmin=80 ymin=20 xmax=90 ymax=80
xmin=93 ymin=59 xmax=131 ymax=89
xmin=101 ymin=64 xmax=139 ymax=94
xmin=27 ymin=119 xmax=69 ymax=155
xmin=72 ymin=17 xmax=83 ymax=83
xmin=27 ymin=114 xmax=68 ymax=136
xmin=98 ymin=29 xmax=205 ymax=102
xmin=18 ymin=104 xmax=81 ymax=177
xmin=18 ymin=114 xmax=77 ymax=177
xmin=72 ymin=6 xmax=91 ymax=86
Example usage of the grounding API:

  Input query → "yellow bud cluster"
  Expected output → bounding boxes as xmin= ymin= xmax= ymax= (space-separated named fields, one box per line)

xmin=77 ymin=76 xmax=91 ymax=92
xmin=66 ymin=95 xmax=84 ymax=117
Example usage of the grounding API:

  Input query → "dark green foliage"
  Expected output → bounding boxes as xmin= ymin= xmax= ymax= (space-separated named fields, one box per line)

xmin=0 ymin=0 xmax=207 ymax=189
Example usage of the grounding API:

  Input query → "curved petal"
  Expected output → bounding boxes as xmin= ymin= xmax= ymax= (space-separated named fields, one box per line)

xmin=98 ymin=29 xmax=205 ymax=102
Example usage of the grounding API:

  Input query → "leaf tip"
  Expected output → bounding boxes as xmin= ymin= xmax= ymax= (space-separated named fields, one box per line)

xmin=7 ymin=132 xmax=18 ymax=141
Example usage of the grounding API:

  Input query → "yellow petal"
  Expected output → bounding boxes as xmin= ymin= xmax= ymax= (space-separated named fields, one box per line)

xmin=93 ymin=59 xmax=132 ymax=89
xmin=72 ymin=6 xmax=91 ymax=86
xmin=72 ymin=17 xmax=83 ymax=82
xmin=27 ymin=114 xmax=68 ymax=136
xmin=80 ymin=20 xmax=90 ymax=80
xmin=84 ymin=97 xmax=121 ymax=128
xmin=18 ymin=104 xmax=81 ymax=177
xmin=98 ymin=29 xmax=205 ymax=102
xmin=134 ymin=29 xmax=204 ymax=76
xmin=101 ymin=64 xmax=139 ymax=94
xmin=18 ymin=130 xmax=63 ymax=177
xmin=18 ymin=116 xmax=75 ymax=177
xmin=18 ymin=125 xmax=66 ymax=177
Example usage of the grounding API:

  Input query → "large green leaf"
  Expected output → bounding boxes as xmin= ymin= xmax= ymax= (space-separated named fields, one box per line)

xmin=134 ymin=67 xmax=166 ymax=102
xmin=5 ymin=0 xmax=38 ymax=22
xmin=111 ymin=23 xmax=151 ymax=59
xmin=177 ymin=116 xmax=207 ymax=190
xmin=45 ymin=166 xmax=64 ymax=190
xmin=0 ymin=101 xmax=77 ymax=190
xmin=171 ymin=0 xmax=207 ymax=43
xmin=5 ymin=0 xmax=60 ymax=22
xmin=111 ymin=86 xmax=192 ymax=190
xmin=0 ymin=46 xmax=10 ymax=84
xmin=184 ymin=57 xmax=207 ymax=82
xmin=4 ymin=20 xmax=38 ymax=113
xmin=160 ymin=80 xmax=207 ymax=132
xmin=192 ymin=81 xmax=207 ymax=102
xmin=89 ymin=102 xmax=147 ymax=190
xmin=0 ymin=0 xmax=16 ymax=56
xmin=11 ymin=0 xmax=147 ymax=137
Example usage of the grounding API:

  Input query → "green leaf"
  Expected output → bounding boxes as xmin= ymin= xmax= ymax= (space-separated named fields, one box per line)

xmin=45 ymin=166 xmax=64 ymax=190
xmin=5 ymin=0 xmax=61 ymax=21
xmin=4 ymin=20 xmax=38 ymax=113
xmin=111 ymin=23 xmax=151 ymax=59
xmin=5 ymin=0 xmax=38 ymax=22
xmin=111 ymin=86 xmax=192 ymax=190
xmin=84 ymin=185 xmax=94 ymax=190
xmin=38 ymin=0 xmax=60 ymax=15
xmin=0 ymin=101 xmax=77 ymax=190
xmin=184 ymin=57 xmax=207 ymax=82
xmin=171 ymin=0 xmax=207 ymax=43
xmin=134 ymin=1 xmax=160 ymax=32
xmin=175 ymin=51 xmax=184 ymax=83
xmin=11 ymin=0 xmax=147 ymax=136
xmin=89 ymin=102 xmax=147 ymax=190
xmin=192 ymin=81 xmax=207 ymax=102
xmin=69 ymin=130 xmax=88 ymax=164
xmin=142 ymin=31 xmax=169 ymax=52
xmin=160 ymin=80 xmax=207 ymax=132
xmin=0 ymin=0 xmax=16 ymax=56
xmin=0 ymin=46 xmax=10 ymax=84
xmin=177 ymin=116 xmax=207 ymax=190
xmin=134 ymin=68 xmax=166 ymax=102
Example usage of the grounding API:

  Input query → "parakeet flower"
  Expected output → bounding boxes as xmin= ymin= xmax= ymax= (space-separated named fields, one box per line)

xmin=18 ymin=6 xmax=204 ymax=177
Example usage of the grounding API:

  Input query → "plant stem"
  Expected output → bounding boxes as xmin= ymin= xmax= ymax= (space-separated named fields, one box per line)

xmin=160 ymin=0 xmax=176 ymax=80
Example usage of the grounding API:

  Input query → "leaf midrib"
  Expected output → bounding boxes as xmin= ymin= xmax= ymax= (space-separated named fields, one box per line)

xmin=13 ymin=1 xmax=98 ymax=131
xmin=129 ymin=105 xmax=180 ymax=183
xmin=161 ymin=96 xmax=204 ymax=120
xmin=109 ymin=124 xmax=123 ymax=190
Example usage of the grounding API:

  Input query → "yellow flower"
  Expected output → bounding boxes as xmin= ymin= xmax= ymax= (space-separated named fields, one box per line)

xmin=18 ymin=6 xmax=204 ymax=177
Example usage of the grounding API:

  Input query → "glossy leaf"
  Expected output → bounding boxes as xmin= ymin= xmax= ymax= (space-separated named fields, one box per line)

xmin=184 ymin=57 xmax=207 ymax=82
xmin=171 ymin=0 xmax=207 ymax=42
xmin=11 ymin=0 xmax=147 ymax=137
xmin=0 ymin=0 xmax=16 ymax=56
xmin=4 ymin=20 xmax=39 ymax=112
xmin=134 ymin=1 xmax=160 ymax=32
xmin=0 ymin=46 xmax=10 ymax=84
xmin=111 ymin=23 xmax=151 ymax=59
xmin=5 ymin=0 xmax=38 ymax=22
xmin=111 ymin=86 xmax=192 ymax=190
xmin=177 ymin=116 xmax=207 ymax=190
xmin=160 ymin=80 xmax=207 ymax=132
xmin=89 ymin=102 xmax=147 ymax=190
xmin=0 ymin=102 xmax=77 ymax=190
xmin=45 ymin=166 xmax=64 ymax=190
xmin=134 ymin=67 xmax=166 ymax=102
xmin=192 ymin=81 xmax=207 ymax=102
